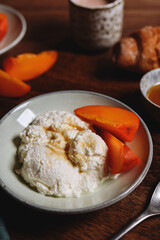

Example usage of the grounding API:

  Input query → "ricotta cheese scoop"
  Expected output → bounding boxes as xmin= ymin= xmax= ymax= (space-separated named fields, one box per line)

xmin=16 ymin=110 xmax=108 ymax=197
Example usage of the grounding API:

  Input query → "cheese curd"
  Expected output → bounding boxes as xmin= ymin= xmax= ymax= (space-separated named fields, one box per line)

xmin=16 ymin=110 xmax=108 ymax=197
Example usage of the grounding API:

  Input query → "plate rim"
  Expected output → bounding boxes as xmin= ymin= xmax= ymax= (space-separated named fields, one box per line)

xmin=0 ymin=4 xmax=27 ymax=55
xmin=0 ymin=90 xmax=153 ymax=214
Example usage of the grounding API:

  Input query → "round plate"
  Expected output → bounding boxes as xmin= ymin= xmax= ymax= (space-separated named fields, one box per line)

xmin=0 ymin=4 xmax=27 ymax=55
xmin=0 ymin=91 xmax=153 ymax=214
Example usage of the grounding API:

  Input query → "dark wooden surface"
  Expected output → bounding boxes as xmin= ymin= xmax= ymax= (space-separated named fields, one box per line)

xmin=0 ymin=0 xmax=160 ymax=239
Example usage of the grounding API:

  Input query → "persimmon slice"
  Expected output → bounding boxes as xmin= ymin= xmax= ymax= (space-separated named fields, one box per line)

xmin=100 ymin=130 xmax=141 ymax=174
xmin=74 ymin=105 xmax=140 ymax=142
xmin=0 ymin=13 xmax=8 ymax=41
xmin=3 ymin=50 xmax=58 ymax=81
xmin=0 ymin=69 xmax=30 ymax=97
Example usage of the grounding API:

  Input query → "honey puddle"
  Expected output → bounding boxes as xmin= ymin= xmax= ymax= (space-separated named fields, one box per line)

xmin=147 ymin=83 xmax=160 ymax=106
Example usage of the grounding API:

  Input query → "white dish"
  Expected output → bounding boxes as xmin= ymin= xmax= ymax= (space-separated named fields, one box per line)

xmin=0 ymin=4 xmax=27 ymax=55
xmin=0 ymin=90 xmax=153 ymax=213
xmin=140 ymin=68 xmax=160 ymax=122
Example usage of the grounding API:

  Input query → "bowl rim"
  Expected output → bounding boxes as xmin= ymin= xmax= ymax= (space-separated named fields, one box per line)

xmin=0 ymin=4 xmax=27 ymax=55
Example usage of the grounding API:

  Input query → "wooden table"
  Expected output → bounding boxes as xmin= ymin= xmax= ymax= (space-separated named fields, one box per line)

xmin=0 ymin=0 xmax=160 ymax=239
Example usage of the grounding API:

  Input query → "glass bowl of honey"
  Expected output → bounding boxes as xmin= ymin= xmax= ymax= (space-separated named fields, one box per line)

xmin=140 ymin=68 xmax=160 ymax=122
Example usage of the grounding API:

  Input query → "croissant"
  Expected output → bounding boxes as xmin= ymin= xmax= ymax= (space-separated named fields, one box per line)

xmin=112 ymin=26 xmax=160 ymax=73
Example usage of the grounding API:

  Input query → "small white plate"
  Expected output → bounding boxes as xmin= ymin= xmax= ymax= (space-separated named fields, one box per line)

xmin=0 ymin=91 xmax=153 ymax=214
xmin=0 ymin=4 xmax=27 ymax=54
xmin=140 ymin=68 xmax=160 ymax=122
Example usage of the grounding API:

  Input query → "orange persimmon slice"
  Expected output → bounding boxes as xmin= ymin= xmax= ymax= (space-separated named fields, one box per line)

xmin=74 ymin=105 xmax=140 ymax=142
xmin=3 ymin=50 xmax=58 ymax=81
xmin=0 ymin=13 xmax=8 ymax=41
xmin=0 ymin=69 xmax=30 ymax=97
xmin=100 ymin=130 xmax=141 ymax=174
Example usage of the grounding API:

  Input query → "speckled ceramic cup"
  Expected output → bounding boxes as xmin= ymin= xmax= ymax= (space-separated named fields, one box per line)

xmin=69 ymin=0 xmax=124 ymax=51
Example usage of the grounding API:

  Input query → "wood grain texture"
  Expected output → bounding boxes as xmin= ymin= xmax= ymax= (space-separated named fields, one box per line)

xmin=0 ymin=0 xmax=160 ymax=239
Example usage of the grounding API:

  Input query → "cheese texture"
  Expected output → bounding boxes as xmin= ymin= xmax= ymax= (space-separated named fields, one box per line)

xmin=17 ymin=110 xmax=108 ymax=197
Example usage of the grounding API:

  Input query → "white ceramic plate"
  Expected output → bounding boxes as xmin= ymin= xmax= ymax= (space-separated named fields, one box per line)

xmin=0 ymin=91 xmax=153 ymax=213
xmin=0 ymin=4 xmax=27 ymax=54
